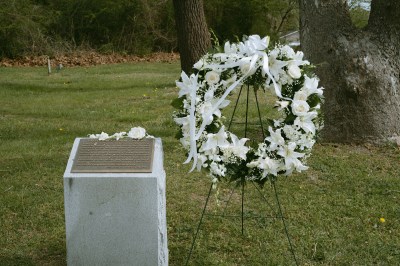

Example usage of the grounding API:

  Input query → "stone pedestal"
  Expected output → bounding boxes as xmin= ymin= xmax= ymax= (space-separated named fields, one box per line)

xmin=63 ymin=138 xmax=168 ymax=266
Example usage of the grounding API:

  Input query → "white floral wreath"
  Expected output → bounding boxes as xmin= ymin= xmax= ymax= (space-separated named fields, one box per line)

xmin=174 ymin=35 xmax=324 ymax=186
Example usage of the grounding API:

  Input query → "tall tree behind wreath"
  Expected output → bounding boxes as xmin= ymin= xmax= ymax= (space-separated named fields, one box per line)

xmin=173 ymin=35 xmax=324 ymax=186
xmin=173 ymin=0 xmax=211 ymax=73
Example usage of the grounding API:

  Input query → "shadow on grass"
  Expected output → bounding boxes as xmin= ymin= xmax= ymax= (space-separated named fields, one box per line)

xmin=0 ymin=256 xmax=36 ymax=266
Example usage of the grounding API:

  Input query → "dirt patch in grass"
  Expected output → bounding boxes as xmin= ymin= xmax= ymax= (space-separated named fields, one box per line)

xmin=0 ymin=52 xmax=180 ymax=67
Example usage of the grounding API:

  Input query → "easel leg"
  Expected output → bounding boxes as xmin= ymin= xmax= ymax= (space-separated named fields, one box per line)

xmin=273 ymin=181 xmax=299 ymax=266
xmin=241 ymin=181 xmax=245 ymax=235
xmin=185 ymin=183 xmax=213 ymax=266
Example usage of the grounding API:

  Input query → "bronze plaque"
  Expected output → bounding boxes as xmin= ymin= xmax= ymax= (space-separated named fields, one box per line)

xmin=71 ymin=138 xmax=155 ymax=173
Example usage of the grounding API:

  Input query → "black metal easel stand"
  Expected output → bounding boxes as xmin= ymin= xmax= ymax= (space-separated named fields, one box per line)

xmin=185 ymin=85 xmax=299 ymax=266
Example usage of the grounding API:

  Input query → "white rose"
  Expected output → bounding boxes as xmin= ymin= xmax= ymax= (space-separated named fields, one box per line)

xmin=287 ymin=63 xmax=301 ymax=79
xmin=291 ymin=100 xmax=310 ymax=116
xmin=239 ymin=57 xmax=257 ymax=75
xmin=128 ymin=127 xmax=146 ymax=139
xmin=98 ymin=132 xmax=109 ymax=141
xmin=293 ymin=90 xmax=308 ymax=101
xmin=205 ymin=71 xmax=220 ymax=85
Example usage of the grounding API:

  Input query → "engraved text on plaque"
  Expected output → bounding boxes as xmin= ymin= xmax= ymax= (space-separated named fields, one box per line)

xmin=71 ymin=138 xmax=155 ymax=173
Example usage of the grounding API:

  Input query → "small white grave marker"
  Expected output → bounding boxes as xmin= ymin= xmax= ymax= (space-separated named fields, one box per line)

xmin=63 ymin=138 xmax=168 ymax=266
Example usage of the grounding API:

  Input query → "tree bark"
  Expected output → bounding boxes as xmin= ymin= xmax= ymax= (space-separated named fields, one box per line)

xmin=299 ymin=0 xmax=400 ymax=143
xmin=173 ymin=0 xmax=211 ymax=73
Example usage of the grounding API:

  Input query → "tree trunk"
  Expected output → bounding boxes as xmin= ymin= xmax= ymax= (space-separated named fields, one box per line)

xmin=173 ymin=0 xmax=211 ymax=73
xmin=299 ymin=0 xmax=400 ymax=143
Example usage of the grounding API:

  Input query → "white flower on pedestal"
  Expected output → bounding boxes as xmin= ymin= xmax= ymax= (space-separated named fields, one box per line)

xmin=98 ymin=132 xmax=109 ymax=140
xmin=128 ymin=127 xmax=146 ymax=139
xmin=112 ymin=132 xmax=126 ymax=140
xmin=204 ymin=148 xmax=222 ymax=162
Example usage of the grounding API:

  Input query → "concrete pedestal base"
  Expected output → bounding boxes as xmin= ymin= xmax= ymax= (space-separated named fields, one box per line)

xmin=63 ymin=138 xmax=167 ymax=266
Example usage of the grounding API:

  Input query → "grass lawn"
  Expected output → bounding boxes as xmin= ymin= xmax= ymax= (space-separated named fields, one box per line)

xmin=0 ymin=62 xmax=399 ymax=265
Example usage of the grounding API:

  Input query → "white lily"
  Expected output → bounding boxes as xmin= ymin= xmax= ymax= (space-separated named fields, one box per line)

xmin=303 ymin=75 xmax=323 ymax=96
xmin=112 ymin=132 xmax=126 ymax=140
xmin=174 ymin=116 xmax=190 ymax=133
xmin=294 ymin=112 xmax=318 ymax=134
xmin=277 ymin=142 xmax=307 ymax=175
xmin=193 ymin=58 xmax=205 ymax=70
xmin=200 ymin=126 xmax=230 ymax=151
xmin=275 ymin=100 xmax=290 ymax=111
xmin=199 ymin=98 xmax=229 ymax=126
xmin=268 ymin=52 xmax=288 ymax=81
xmin=289 ymin=51 xmax=309 ymax=66
xmin=258 ymin=156 xmax=280 ymax=177
xmin=176 ymin=71 xmax=199 ymax=98
xmin=228 ymin=133 xmax=249 ymax=160
xmin=265 ymin=127 xmax=285 ymax=151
